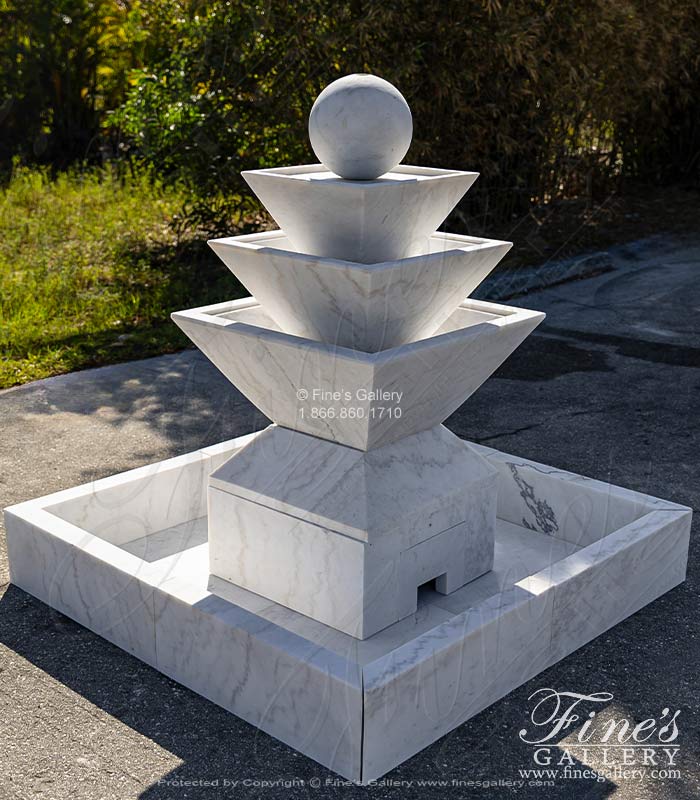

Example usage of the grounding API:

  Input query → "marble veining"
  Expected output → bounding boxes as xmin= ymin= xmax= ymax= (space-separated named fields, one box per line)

xmin=538 ymin=508 xmax=691 ymax=664
xmin=508 ymin=462 xmax=559 ymax=535
xmin=153 ymin=575 xmax=363 ymax=780
xmin=471 ymin=444 xmax=689 ymax=548
xmin=5 ymin=508 xmax=158 ymax=667
xmin=4 ymin=433 xmax=691 ymax=782
xmin=172 ymin=298 xmax=545 ymax=450
xmin=209 ymin=230 xmax=511 ymax=351
xmin=209 ymin=424 xmax=496 ymax=545
xmin=308 ymin=74 xmax=413 ymax=180
xmin=242 ymin=164 xmax=478 ymax=263
xmin=121 ymin=517 xmax=208 ymax=562
xmin=207 ymin=424 xmax=497 ymax=637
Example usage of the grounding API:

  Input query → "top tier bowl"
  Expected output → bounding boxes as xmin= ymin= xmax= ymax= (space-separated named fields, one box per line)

xmin=242 ymin=164 xmax=478 ymax=264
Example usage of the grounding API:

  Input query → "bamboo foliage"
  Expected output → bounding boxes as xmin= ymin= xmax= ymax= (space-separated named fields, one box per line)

xmin=1 ymin=1 xmax=698 ymax=230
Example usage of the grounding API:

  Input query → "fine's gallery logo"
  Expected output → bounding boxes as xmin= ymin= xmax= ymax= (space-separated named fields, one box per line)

xmin=518 ymin=688 xmax=681 ymax=777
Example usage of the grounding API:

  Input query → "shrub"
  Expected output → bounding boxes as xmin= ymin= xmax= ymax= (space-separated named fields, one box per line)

xmin=111 ymin=0 xmax=700 ymax=233
xmin=2 ymin=1 xmax=698 ymax=232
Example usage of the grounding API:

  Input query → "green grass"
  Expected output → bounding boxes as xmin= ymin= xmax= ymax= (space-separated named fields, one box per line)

xmin=0 ymin=166 xmax=238 ymax=389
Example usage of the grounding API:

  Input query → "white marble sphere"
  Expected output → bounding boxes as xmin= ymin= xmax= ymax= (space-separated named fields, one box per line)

xmin=309 ymin=74 xmax=413 ymax=180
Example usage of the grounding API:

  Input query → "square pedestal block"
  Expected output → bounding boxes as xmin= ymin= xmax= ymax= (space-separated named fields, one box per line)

xmin=4 ymin=433 xmax=691 ymax=783
xmin=208 ymin=425 xmax=497 ymax=638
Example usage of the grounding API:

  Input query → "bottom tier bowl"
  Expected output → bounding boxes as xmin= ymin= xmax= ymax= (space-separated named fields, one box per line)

xmin=4 ymin=434 xmax=690 ymax=782
xmin=172 ymin=297 xmax=544 ymax=450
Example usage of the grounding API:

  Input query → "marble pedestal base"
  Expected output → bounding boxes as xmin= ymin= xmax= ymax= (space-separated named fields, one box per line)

xmin=4 ymin=434 xmax=691 ymax=783
xmin=208 ymin=424 xmax=497 ymax=638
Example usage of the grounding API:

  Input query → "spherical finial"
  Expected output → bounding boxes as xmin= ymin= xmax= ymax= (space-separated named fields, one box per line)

xmin=309 ymin=74 xmax=413 ymax=180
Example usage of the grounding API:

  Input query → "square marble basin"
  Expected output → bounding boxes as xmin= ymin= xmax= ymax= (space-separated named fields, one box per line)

xmin=209 ymin=230 xmax=511 ymax=351
xmin=172 ymin=297 xmax=544 ymax=450
xmin=5 ymin=433 xmax=690 ymax=782
xmin=242 ymin=164 xmax=478 ymax=263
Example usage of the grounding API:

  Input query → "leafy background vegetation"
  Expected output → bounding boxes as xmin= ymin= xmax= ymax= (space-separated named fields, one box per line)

xmin=1 ymin=0 xmax=699 ymax=387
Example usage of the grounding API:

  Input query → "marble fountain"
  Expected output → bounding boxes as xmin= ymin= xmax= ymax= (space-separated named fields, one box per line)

xmin=5 ymin=75 xmax=691 ymax=782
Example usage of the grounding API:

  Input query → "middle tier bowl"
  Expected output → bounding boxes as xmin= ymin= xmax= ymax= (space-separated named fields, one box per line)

xmin=172 ymin=298 xmax=544 ymax=451
xmin=209 ymin=230 xmax=512 ymax=352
